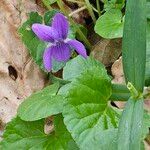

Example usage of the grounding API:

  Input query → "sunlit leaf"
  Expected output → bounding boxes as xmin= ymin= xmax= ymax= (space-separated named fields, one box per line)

xmin=18 ymin=83 xmax=64 ymax=121
xmin=63 ymin=67 xmax=120 ymax=149
xmin=0 ymin=115 xmax=78 ymax=150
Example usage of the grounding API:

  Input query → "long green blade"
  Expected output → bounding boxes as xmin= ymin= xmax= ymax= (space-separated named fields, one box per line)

xmin=122 ymin=0 xmax=146 ymax=92
xmin=110 ymin=84 xmax=130 ymax=101
xmin=118 ymin=0 xmax=146 ymax=149
xmin=118 ymin=98 xmax=135 ymax=150
xmin=118 ymin=97 xmax=144 ymax=150
xmin=130 ymin=99 xmax=143 ymax=150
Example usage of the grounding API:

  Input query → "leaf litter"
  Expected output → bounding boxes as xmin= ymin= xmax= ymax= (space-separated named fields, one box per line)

xmin=0 ymin=0 xmax=48 ymax=137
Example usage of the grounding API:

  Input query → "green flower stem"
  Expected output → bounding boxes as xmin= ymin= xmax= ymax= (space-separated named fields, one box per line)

xmin=96 ymin=0 xmax=101 ymax=16
xmin=84 ymin=0 xmax=96 ymax=23
xmin=103 ymin=0 xmax=108 ymax=3
xmin=57 ymin=0 xmax=68 ymax=16
xmin=57 ymin=0 xmax=92 ymax=50
xmin=42 ymin=0 xmax=53 ymax=10
xmin=74 ymin=24 xmax=92 ymax=50
xmin=67 ymin=0 xmax=85 ymax=5
xmin=91 ymin=5 xmax=98 ymax=13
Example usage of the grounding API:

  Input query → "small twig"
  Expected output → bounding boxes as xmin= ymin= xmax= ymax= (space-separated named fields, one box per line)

xmin=42 ymin=0 xmax=53 ymax=10
xmin=96 ymin=0 xmax=101 ymax=16
xmin=84 ymin=0 xmax=96 ymax=23
xmin=57 ymin=0 xmax=68 ymax=16
xmin=69 ymin=6 xmax=87 ymax=17
xmin=91 ymin=5 xmax=98 ymax=13
xmin=67 ymin=0 xmax=85 ymax=5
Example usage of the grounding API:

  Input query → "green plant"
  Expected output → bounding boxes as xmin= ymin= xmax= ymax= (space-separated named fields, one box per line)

xmin=0 ymin=0 xmax=150 ymax=149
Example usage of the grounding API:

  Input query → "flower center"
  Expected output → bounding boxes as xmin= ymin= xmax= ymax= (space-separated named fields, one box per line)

xmin=54 ymin=38 xmax=70 ymax=46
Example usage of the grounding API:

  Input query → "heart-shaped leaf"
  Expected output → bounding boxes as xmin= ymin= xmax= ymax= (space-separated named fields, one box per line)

xmin=63 ymin=67 xmax=120 ymax=149
xmin=63 ymin=56 xmax=107 ymax=81
xmin=18 ymin=83 xmax=64 ymax=121
xmin=94 ymin=9 xmax=124 ymax=39
xmin=18 ymin=12 xmax=45 ymax=69
xmin=0 ymin=115 xmax=78 ymax=150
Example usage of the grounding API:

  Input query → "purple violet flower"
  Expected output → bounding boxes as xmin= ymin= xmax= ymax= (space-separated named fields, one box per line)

xmin=32 ymin=13 xmax=87 ymax=71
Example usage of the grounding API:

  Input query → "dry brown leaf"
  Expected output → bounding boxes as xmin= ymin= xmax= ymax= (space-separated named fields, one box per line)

xmin=91 ymin=38 xmax=122 ymax=67
xmin=44 ymin=116 xmax=54 ymax=135
xmin=111 ymin=56 xmax=124 ymax=84
xmin=0 ymin=0 xmax=48 ymax=127
xmin=144 ymin=141 xmax=150 ymax=150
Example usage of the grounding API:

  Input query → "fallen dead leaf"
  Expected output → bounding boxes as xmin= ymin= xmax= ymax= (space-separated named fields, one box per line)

xmin=111 ymin=56 xmax=124 ymax=84
xmin=44 ymin=116 xmax=54 ymax=135
xmin=0 ymin=0 xmax=48 ymax=128
xmin=91 ymin=38 xmax=122 ymax=67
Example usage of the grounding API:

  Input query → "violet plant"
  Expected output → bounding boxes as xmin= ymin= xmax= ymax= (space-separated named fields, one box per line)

xmin=0 ymin=0 xmax=150 ymax=150
xmin=32 ymin=13 xmax=87 ymax=71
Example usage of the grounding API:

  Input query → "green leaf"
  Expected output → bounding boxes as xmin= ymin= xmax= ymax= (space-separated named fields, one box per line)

xmin=44 ymin=9 xmax=59 ymax=25
xmin=18 ymin=83 xmax=64 ymax=121
xmin=143 ymin=111 xmax=150 ymax=138
xmin=130 ymin=99 xmax=143 ymax=149
xmin=104 ymin=0 xmax=125 ymax=11
xmin=68 ymin=25 xmax=76 ymax=39
xmin=145 ymin=21 xmax=150 ymax=86
xmin=43 ymin=0 xmax=56 ymax=6
xmin=118 ymin=98 xmax=144 ymax=150
xmin=122 ymin=0 xmax=146 ymax=92
xmin=59 ymin=83 xmax=130 ymax=102
xmin=94 ymin=9 xmax=124 ymax=39
xmin=70 ymin=24 xmax=87 ymax=41
xmin=52 ymin=59 xmax=66 ymax=73
xmin=0 ymin=115 xmax=78 ymax=150
xmin=58 ymin=83 xmax=73 ymax=96
xmin=18 ymin=12 xmax=45 ymax=70
xmin=63 ymin=56 xmax=108 ymax=81
xmin=120 ymin=1 xmax=146 ymax=147
xmin=49 ymin=74 xmax=70 ymax=86
xmin=110 ymin=84 xmax=130 ymax=101
xmin=147 ymin=2 xmax=150 ymax=19
xmin=63 ymin=67 xmax=120 ymax=150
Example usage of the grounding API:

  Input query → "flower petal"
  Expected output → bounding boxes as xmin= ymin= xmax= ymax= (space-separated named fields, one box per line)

xmin=52 ymin=13 xmax=69 ymax=39
xmin=67 ymin=40 xmax=87 ymax=58
xmin=43 ymin=47 xmax=53 ymax=71
xmin=52 ymin=42 xmax=71 ymax=62
xmin=32 ymin=24 xmax=58 ymax=42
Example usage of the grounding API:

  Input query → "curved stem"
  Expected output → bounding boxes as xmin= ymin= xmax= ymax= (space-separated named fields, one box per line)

xmin=84 ymin=0 xmax=96 ymax=23
xmin=96 ymin=0 xmax=101 ymax=16
xmin=67 ymin=0 xmax=85 ymax=4
xmin=42 ymin=0 xmax=53 ymax=10
xmin=57 ymin=0 xmax=68 ymax=16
